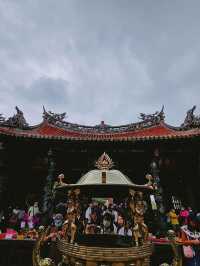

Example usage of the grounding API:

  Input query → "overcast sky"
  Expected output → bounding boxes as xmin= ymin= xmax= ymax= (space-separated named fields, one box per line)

xmin=0 ymin=0 xmax=200 ymax=126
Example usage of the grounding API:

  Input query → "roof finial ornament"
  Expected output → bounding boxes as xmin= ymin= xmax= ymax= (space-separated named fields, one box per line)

xmin=0 ymin=114 xmax=5 ymax=124
xmin=160 ymin=105 xmax=165 ymax=119
xmin=139 ymin=106 xmax=165 ymax=125
xmin=1 ymin=106 xmax=29 ymax=129
xmin=43 ymin=107 xmax=66 ymax=125
xmin=181 ymin=105 xmax=200 ymax=129
xmin=95 ymin=152 xmax=114 ymax=170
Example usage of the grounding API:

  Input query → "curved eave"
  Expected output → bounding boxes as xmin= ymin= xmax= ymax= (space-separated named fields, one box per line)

xmin=0 ymin=121 xmax=200 ymax=142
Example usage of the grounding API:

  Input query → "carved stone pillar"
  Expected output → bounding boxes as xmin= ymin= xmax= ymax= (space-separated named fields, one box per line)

xmin=42 ymin=149 xmax=56 ymax=225
xmin=150 ymin=148 xmax=166 ymax=235
xmin=150 ymin=160 xmax=165 ymax=214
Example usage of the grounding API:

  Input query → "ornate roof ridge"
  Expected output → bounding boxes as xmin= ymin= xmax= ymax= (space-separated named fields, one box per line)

xmin=41 ymin=106 xmax=166 ymax=133
xmin=42 ymin=119 xmax=176 ymax=136
xmin=0 ymin=106 xmax=200 ymax=134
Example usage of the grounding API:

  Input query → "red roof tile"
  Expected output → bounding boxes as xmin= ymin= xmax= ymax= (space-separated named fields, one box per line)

xmin=0 ymin=121 xmax=200 ymax=141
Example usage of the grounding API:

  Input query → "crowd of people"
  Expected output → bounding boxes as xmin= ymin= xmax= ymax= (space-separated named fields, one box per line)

xmin=1 ymin=196 xmax=200 ymax=265
xmin=0 ymin=187 xmax=147 ymax=242
xmin=0 ymin=198 xmax=137 ymax=242
xmin=50 ymin=199 xmax=135 ymax=241
xmin=0 ymin=202 xmax=41 ymax=239
xmin=166 ymin=207 xmax=200 ymax=232
xmin=165 ymin=207 xmax=200 ymax=265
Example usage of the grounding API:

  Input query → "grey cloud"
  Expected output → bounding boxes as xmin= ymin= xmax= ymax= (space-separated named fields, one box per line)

xmin=18 ymin=77 xmax=69 ymax=105
xmin=0 ymin=0 xmax=200 ymax=126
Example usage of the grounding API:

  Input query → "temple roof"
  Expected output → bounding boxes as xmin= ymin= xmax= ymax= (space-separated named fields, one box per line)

xmin=0 ymin=106 xmax=200 ymax=141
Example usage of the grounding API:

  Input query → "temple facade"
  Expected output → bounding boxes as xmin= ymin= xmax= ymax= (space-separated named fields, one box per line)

xmin=0 ymin=106 xmax=200 ymax=212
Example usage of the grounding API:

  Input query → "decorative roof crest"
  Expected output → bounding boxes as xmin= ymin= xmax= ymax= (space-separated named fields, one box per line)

xmin=139 ymin=105 xmax=165 ymax=124
xmin=43 ymin=106 xmax=66 ymax=125
xmin=0 ymin=106 xmax=28 ymax=129
xmin=95 ymin=152 xmax=114 ymax=170
xmin=0 ymin=114 xmax=5 ymax=123
xmin=40 ymin=106 xmax=166 ymax=133
xmin=181 ymin=105 xmax=200 ymax=129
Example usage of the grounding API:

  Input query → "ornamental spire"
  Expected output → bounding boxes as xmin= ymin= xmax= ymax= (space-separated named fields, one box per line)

xmin=181 ymin=105 xmax=200 ymax=129
xmin=0 ymin=106 xmax=28 ymax=129
xmin=95 ymin=152 xmax=114 ymax=170
xmin=42 ymin=106 xmax=66 ymax=124
xmin=139 ymin=105 xmax=165 ymax=124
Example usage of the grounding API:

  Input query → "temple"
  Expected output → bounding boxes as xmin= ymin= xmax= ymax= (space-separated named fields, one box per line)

xmin=0 ymin=106 xmax=200 ymax=211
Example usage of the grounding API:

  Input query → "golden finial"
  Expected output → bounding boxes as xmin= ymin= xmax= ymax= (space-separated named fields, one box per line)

xmin=95 ymin=152 xmax=114 ymax=170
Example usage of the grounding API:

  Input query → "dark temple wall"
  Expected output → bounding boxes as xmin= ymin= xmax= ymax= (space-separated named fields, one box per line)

xmin=0 ymin=136 xmax=199 ymax=210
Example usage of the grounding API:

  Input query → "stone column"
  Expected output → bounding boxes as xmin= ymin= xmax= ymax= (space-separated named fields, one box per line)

xmin=42 ymin=148 xmax=56 ymax=225
xmin=150 ymin=161 xmax=165 ymax=214
xmin=150 ymin=148 xmax=166 ymax=235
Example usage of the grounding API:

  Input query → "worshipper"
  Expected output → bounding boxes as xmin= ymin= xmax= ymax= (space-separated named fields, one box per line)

xmin=167 ymin=209 xmax=180 ymax=232
xmin=116 ymin=215 xmax=124 ymax=229
xmin=188 ymin=207 xmax=195 ymax=220
xmin=13 ymin=206 xmax=20 ymax=216
xmin=118 ymin=221 xmax=132 ymax=237
xmin=90 ymin=211 xmax=98 ymax=225
xmin=179 ymin=207 xmax=189 ymax=225
xmin=196 ymin=212 xmax=200 ymax=223
xmin=8 ymin=211 xmax=19 ymax=231
xmin=85 ymin=210 xmax=99 ymax=234
xmin=53 ymin=213 xmax=63 ymax=230
xmin=92 ymin=202 xmax=102 ymax=225
xmin=177 ymin=217 xmax=200 ymax=266
xmin=28 ymin=201 xmax=40 ymax=217
xmin=112 ymin=205 xmax=119 ymax=225
xmin=27 ymin=214 xmax=35 ymax=229
xmin=85 ymin=203 xmax=93 ymax=224
xmin=20 ymin=212 xmax=29 ymax=229
xmin=17 ymin=207 xmax=26 ymax=221
xmin=74 ymin=209 xmax=84 ymax=237
xmin=101 ymin=212 xmax=117 ymax=234
xmin=106 ymin=204 xmax=118 ymax=224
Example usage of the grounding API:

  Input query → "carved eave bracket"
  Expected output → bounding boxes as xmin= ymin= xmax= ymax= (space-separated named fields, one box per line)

xmin=0 ymin=106 xmax=29 ymax=129
xmin=181 ymin=105 xmax=200 ymax=129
